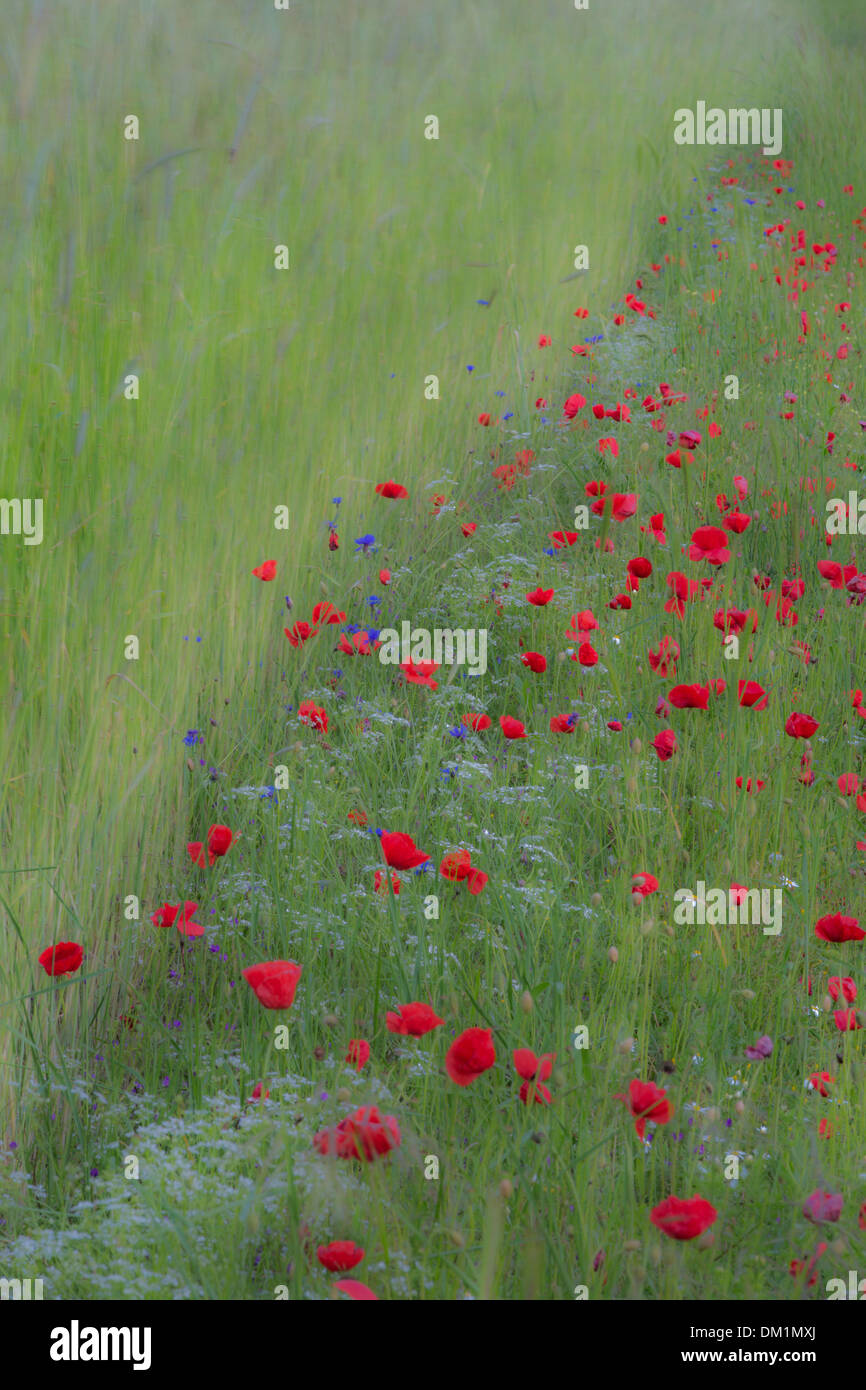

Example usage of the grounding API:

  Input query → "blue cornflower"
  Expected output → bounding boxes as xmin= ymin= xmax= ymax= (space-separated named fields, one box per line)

xmin=367 ymin=594 xmax=381 ymax=610
xmin=183 ymin=729 xmax=203 ymax=747
xmin=354 ymin=534 xmax=376 ymax=553
xmin=332 ymin=497 xmax=342 ymax=505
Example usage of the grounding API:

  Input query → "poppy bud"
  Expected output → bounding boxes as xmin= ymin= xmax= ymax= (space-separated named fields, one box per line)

xmin=499 ymin=1178 xmax=514 ymax=1199
xmin=623 ymin=1240 xmax=641 ymax=1252
xmin=616 ymin=1038 xmax=635 ymax=1054
xmin=735 ymin=1100 xmax=745 ymax=1115
xmin=696 ymin=1231 xmax=715 ymax=1250
xmin=448 ymin=1230 xmax=465 ymax=1248
xmin=630 ymin=738 xmax=642 ymax=754
xmin=590 ymin=892 xmax=603 ymax=907
xmin=607 ymin=946 xmax=619 ymax=963
xmin=336 ymin=1087 xmax=351 ymax=1102
xmin=520 ymin=990 xmax=533 ymax=1013
xmin=821 ymin=995 xmax=833 ymax=1013
xmin=323 ymin=1013 xmax=340 ymax=1027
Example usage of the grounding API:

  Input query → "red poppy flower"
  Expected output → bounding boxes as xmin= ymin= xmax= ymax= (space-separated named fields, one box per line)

xmin=151 ymin=901 xmax=194 ymax=929
xmin=38 ymin=942 xmax=84 ymax=977
xmin=381 ymin=831 xmax=430 ymax=870
xmin=837 ymin=774 xmax=860 ymax=796
xmin=818 ymin=560 xmax=857 ymax=590
xmin=591 ymin=492 xmax=637 ymax=521
xmin=631 ymin=872 xmax=659 ymax=897
xmin=499 ymin=715 xmax=526 ymax=739
xmin=462 ymin=712 xmax=491 ymax=732
xmin=647 ymin=636 xmax=679 ymax=678
xmin=790 ymin=1243 xmax=828 ymax=1287
xmin=526 ymin=587 xmax=554 ymax=606
xmin=461 ymin=522 xmax=477 ymax=537
xmin=311 ymin=601 xmax=346 ymax=626
xmin=669 ymin=683 xmax=710 ymax=710
xmin=375 ymin=480 xmax=408 ymax=499
xmin=785 ymin=712 xmax=819 ymax=738
xmin=284 ymin=620 xmax=319 ymax=647
xmin=564 ymin=393 xmax=586 ymax=418
xmin=187 ymin=824 xmax=234 ymax=867
xmin=242 ymin=960 xmax=302 ymax=1010
xmin=548 ymin=530 xmax=579 ymax=548
xmin=574 ymin=641 xmax=598 ymax=666
xmin=803 ymin=1189 xmax=844 ymax=1223
xmin=513 ymin=1049 xmax=555 ymax=1081
xmin=379 ymin=568 xmax=391 ymax=585
xmin=650 ymin=1194 xmax=717 ymax=1240
xmin=313 ymin=1105 xmax=401 ymax=1161
xmin=627 ymin=557 xmax=652 ymax=579
xmin=298 ymin=700 xmax=328 ymax=733
xmin=439 ymin=849 xmax=488 ymax=895
xmin=519 ymin=1080 xmax=553 ymax=1105
xmin=714 ymin=607 xmax=757 ymax=635
xmin=249 ymin=1083 xmax=270 ymax=1102
xmin=640 ymin=512 xmax=667 ymax=545
xmin=566 ymin=610 xmax=599 ymax=636
xmin=738 ymin=680 xmax=768 ymax=710
xmin=338 ymin=630 xmax=379 ymax=656
xmin=348 ymin=810 xmax=368 ymax=827
xmin=317 ymin=1241 xmax=365 ymax=1272
xmin=807 ymin=1071 xmax=834 ymax=1096
xmin=252 ymin=560 xmax=277 ymax=581
xmin=373 ymin=869 xmax=400 ymax=896
xmin=385 ymin=1002 xmax=445 ymax=1036
xmin=521 ymin=651 xmax=547 ymax=673
xmin=334 ymin=1279 xmax=378 ymax=1300
xmin=653 ymin=730 xmax=678 ymax=761
xmin=400 ymin=659 xmax=440 ymax=689
xmin=445 ymin=1027 xmax=496 ymax=1086
xmin=550 ymin=712 xmax=578 ymax=733
xmin=834 ymin=1009 xmax=861 ymax=1031
xmin=345 ymin=1039 xmax=371 ymax=1071
xmin=616 ymin=1079 xmax=673 ymax=1138
xmin=815 ymin=913 xmax=863 ymax=943
xmin=689 ymin=526 xmax=730 ymax=565
xmin=735 ymin=776 xmax=765 ymax=793
xmin=828 ymin=976 xmax=856 ymax=1002
xmin=151 ymin=901 xmax=205 ymax=939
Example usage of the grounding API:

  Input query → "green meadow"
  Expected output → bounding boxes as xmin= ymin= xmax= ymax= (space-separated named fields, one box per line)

xmin=1 ymin=0 xmax=865 ymax=1300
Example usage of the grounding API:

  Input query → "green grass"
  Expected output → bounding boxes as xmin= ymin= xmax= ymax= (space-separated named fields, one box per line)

xmin=1 ymin=0 xmax=865 ymax=1300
